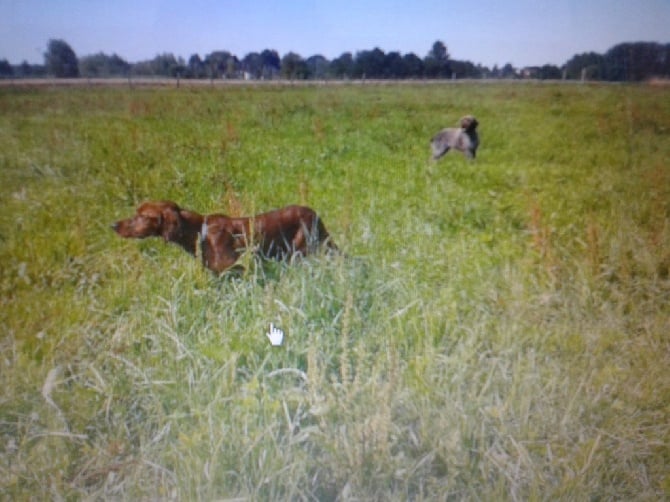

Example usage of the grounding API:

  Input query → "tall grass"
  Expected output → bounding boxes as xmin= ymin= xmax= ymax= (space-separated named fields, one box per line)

xmin=1 ymin=82 xmax=669 ymax=499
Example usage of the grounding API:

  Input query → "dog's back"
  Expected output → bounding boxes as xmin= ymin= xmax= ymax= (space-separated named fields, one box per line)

xmin=200 ymin=205 xmax=337 ymax=273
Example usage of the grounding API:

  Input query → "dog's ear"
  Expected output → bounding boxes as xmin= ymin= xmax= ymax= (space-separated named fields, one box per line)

xmin=160 ymin=204 xmax=182 ymax=242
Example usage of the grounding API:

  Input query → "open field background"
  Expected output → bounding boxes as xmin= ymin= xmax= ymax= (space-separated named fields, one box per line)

xmin=1 ymin=82 xmax=669 ymax=500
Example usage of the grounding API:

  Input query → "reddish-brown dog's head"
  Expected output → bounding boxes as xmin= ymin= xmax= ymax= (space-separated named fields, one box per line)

xmin=112 ymin=200 xmax=204 ymax=255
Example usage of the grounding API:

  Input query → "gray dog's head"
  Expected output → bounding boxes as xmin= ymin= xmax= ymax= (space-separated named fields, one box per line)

xmin=460 ymin=115 xmax=478 ymax=132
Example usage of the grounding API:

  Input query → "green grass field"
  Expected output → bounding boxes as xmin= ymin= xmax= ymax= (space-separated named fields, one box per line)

xmin=1 ymin=81 xmax=669 ymax=500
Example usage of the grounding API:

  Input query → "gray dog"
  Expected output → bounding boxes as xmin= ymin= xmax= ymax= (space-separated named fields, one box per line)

xmin=431 ymin=115 xmax=479 ymax=160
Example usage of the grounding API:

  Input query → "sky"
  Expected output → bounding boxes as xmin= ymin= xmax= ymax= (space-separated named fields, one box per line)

xmin=1 ymin=0 xmax=669 ymax=68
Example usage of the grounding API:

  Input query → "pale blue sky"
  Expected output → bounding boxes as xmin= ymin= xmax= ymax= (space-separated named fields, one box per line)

xmin=1 ymin=0 xmax=668 ymax=68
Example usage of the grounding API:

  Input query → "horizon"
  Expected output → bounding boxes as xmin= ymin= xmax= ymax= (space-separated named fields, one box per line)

xmin=1 ymin=0 xmax=669 ymax=68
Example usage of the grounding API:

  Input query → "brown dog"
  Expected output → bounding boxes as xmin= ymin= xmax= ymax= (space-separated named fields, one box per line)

xmin=112 ymin=201 xmax=337 ymax=273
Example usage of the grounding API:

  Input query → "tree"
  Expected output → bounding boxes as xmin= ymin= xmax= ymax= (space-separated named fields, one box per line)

xmin=501 ymin=63 xmax=517 ymax=78
xmin=306 ymin=55 xmax=329 ymax=79
xmin=187 ymin=54 xmax=206 ymax=78
xmin=562 ymin=43 xmax=670 ymax=82
xmin=44 ymin=39 xmax=79 ymax=77
xmin=450 ymin=59 xmax=482 ymax=78
xmin=476 ymin=64 xmax=493 ymax=79
xmin=17 ymin=61 xmax=46 ymax=77
xmin=242 ymin=52 xmax=263 ymax=79
xmin=538 ymin=64 xmax=562 ymax=80
xmin=429 ymin=40 xmax=449 ymax=61
xmin=353 ymin=48 xmax=386 ymax=78
xmin=383 ymin=51 xmax=405 ymax=78
xmin=424 ymin=40 xmax=451 ymax=78
xmin=280 ymin=52 xmax=308 ymax=79
xmin=241 ymin=50 xmax=282 ymax=79
xmin=154 ymin=53 xmax=184 ymax=77
xmin=79 ymin=52 xmax=130 ymax=77
xmin=0 ymin=59 xmax=13 ymax=78
xmin=563 ymin=52 xmax=606 ymax=80
xmin=402 ymin=53 xmax=424 ymax=78
xmin=260 ymin=49 xmax=281 ymax=79
xmin=130 ymin=53 xmax=185 ymax=77
xmin=330 ymin=52 xmax=354 ymax=78
xmin=204 ymin=51 xmax=237 ymax=79
xmin=604 ymin=42 xmax=670 ymax=81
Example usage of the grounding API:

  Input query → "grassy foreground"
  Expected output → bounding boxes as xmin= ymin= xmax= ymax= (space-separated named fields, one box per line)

xmin=0 ymin=81 xmax=669 ymax=500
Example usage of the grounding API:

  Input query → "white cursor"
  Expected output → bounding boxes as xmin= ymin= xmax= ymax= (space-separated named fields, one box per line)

xmin=266 ymin=323 xmax=284 ymax=346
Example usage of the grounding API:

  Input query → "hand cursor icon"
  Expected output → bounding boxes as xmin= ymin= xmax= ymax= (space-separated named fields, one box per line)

xmin=267 ymin=323 xmax=284 ymax=346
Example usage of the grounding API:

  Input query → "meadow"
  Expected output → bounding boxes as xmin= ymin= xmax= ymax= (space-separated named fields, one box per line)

xmin=0 ymin=80 xmax=668 ymax=500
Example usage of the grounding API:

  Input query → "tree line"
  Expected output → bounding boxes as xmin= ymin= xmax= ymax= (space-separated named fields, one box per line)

xmin=1 ymin=39 xmax=669 ymax=81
